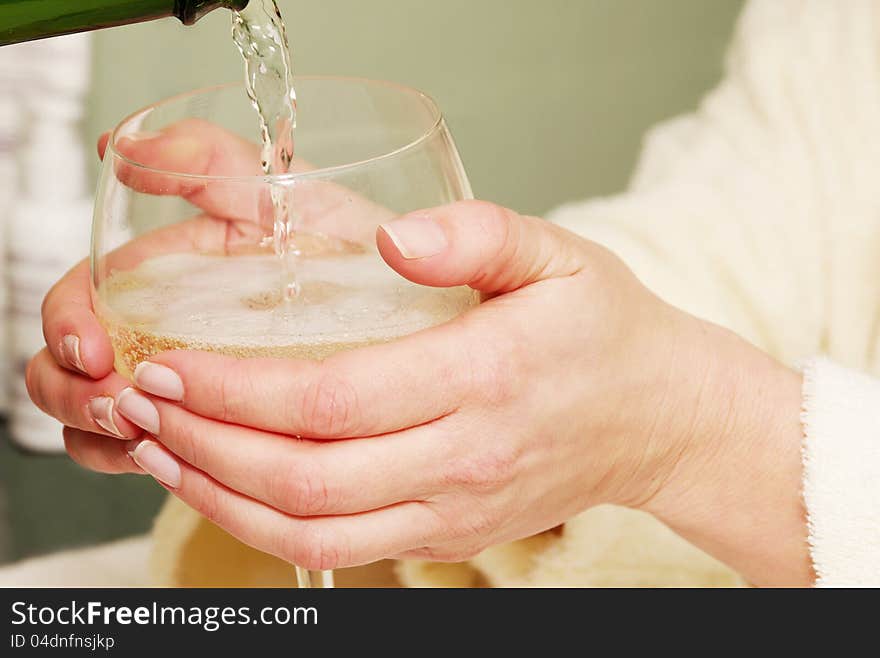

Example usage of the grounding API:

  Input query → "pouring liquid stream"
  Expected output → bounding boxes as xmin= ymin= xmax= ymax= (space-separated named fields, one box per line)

xmin=232 ymin=0 xmax=299 ymax=301
xmin=232 ymin=0 xmax=329 ymax=587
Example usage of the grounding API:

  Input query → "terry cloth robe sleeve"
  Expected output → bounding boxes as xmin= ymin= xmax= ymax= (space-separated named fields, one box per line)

xmin=402 ymin=0 xmax=880 ymax=587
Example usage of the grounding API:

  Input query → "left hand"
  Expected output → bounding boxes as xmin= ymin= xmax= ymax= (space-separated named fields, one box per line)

xmin=111 ymin=198 xmax=801 ymax=577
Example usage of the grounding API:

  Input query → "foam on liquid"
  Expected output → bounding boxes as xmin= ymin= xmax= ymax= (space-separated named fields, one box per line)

xmin=98 ymin=244 xmax=477 ymax=378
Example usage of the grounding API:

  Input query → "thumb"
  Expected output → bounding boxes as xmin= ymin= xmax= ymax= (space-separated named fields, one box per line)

xmin=376 ymin=200 xmax=586 ymax=294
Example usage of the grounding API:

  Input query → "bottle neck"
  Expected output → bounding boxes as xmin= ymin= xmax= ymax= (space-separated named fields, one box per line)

xmin=178 ymin=1 xmax=250 ymax=26
xmin=0 ymin=0 xmax=250 ymax=46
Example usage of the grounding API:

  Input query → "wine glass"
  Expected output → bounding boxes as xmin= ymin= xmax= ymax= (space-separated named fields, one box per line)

xmin=91 ymin=77 xmax=476 ymax=588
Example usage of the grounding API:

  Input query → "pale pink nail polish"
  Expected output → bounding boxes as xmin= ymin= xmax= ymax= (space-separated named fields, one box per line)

xmin=124 ymin=439 xmax=146 ymax=473
xmin=88 ymin=396 xmax=124 ymax=438
xmin=116 ymin=388 xmax=160 ymax=435
xmin=129 ymin=440 xmax=180 ymax=488
xmin=380 ymin=215 xmax=448 ymax=259
xmin=134 ymin=362 xmax=184 ymax=402
xmin=61 ymin=334 xmax=86 ymax=374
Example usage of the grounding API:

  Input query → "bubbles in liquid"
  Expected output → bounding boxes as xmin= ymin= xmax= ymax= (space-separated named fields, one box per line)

xmin=98 ymin=245 xmax=478 ymax=379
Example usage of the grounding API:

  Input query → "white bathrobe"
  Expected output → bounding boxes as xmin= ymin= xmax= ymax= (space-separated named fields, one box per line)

xmin=2 ymin=0 xmax=877 ymax=588
xmin=402 ymin=0 xmax=880 ymax=587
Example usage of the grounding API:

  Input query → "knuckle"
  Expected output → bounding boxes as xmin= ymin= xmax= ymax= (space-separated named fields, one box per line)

xmin=465 ymin=345 xmax=516 ymax=405
xmin=193 ymin=481 xmax=223 ymax=527
xmin=454 ymin=508 xmax=497 ymax=541
xmin=285 ymin=526 xmax=347 ymax=572
xmin=297 ymin=365 xmax=360 ymax=437
xmin=215 ymin=368 xmax=246 ymax=421
xmin=166 ymin=412 xmax=204 ymax=466
xmin=463 ymin=200 xmax=516 ymax=287
xmin=409 ymin=546 xmax=442 ymax=561
xmin=463 ymin=200 xmax=511 ymax=242
xmin=454 ymin=317 xmax=519 ymax=403
xmin=271 ymin=460 xmax=332 ymax=516
xmin=210 ymin=359 xmax=277 ymax=423
xmin=446 ymin=446 xmax=519 ymax=494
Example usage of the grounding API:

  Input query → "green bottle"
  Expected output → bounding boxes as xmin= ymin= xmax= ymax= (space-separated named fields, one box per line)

xmin=0 ymin=0 xmax=250 ymax=46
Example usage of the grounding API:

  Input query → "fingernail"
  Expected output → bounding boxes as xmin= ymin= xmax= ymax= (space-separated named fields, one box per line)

xmin=122 ymin=130 xmax=162 ymax=142
xmin=124 ymin=439 xmax=146 ymax=474
xmin=61 ymin=335 xmax=86 ymax=374
xmin=88 ymin=396 xmax=124 ymax=438
xmin=379 ymin=214 xmax=448 ymax=259
xmin=134 ymin=362 xmax=184 ymax=402
xmin=129 ymin=440 xmax=180 ymax=488
xmin=116 ymin=387 xmax=160 ymax=435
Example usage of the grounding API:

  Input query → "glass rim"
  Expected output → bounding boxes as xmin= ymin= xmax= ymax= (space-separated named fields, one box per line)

xmin=106 ymin=75 xmax=445 ymax=184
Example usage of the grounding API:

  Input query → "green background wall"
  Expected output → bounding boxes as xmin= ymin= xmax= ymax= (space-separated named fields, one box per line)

xmin=87 ymin=0 xmax=744 ymax=213
xmin=1 ymin=0 xmax=743 ymax=564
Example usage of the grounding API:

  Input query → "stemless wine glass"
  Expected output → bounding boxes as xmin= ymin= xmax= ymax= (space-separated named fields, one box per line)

xmin=91 ymin=78 xmax=477 ymax=589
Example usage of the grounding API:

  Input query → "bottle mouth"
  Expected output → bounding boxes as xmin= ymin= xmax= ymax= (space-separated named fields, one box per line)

xmin=107 ymin=76 xmax=446 ymax=184
xmin=178 ymin=0 xmax=252 ymax=26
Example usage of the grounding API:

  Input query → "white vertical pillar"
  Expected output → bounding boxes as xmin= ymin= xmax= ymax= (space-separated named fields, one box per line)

xmin=7 ymin=34 xmax=94 ymax=453
xmin=0 ymin=44 xmax=27 ymax=418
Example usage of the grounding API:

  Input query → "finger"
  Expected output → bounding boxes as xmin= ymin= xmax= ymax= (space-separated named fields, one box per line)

xmin=114 ymin=119 xmax=262 ymax=179
xmin=117 ymin=392 xmax=451 ymax=515
xmin=109 ymin=119 xmax=390 ymax=243
xmin=376 ymin=200 xmax=587 ymax=294
xmin=45 ymin=217 xmax=254 ymax=382
xmin=26 ymin=349 xmax=143 ymax=439
xmin=130 ymin=440 xmax=444 ymax=570
xmin=97 ymin=131 xmax=110 ymax=160
xmin=111 ymin=119 xmax=269 ymax=225
xmin=43 ymin=217 xmax=248 ymax=380
xmin=284 ymin=178 xmax=394 ymax=246
xmin=101 ymin=213 xmax=261 ymax=273
xmin=63 ymin=427 xmax=144 ymax=475
xmin=41 ymin=260 xmax=115 ymax=378
xmin=111 ymin=121 xmax=346 ymax=232
xmin=134 ymin=323 xmax=469 ymax=438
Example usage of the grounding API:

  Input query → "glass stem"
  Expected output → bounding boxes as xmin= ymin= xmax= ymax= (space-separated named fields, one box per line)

xmin=295 ymin=567 xmax=334 ymax=588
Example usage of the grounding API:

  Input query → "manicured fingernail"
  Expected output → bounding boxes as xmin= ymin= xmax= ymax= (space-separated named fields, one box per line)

xmin=379 ymin=214 xmax=448 ymax=259
xmin=61 ymin=335 xmax=86 ymax=374
xmin=122 ymin=130 xmax=162 ymax=142
xmin=134 ymin=362 xmax=184 ymax=402
xmin=116 ymin=387 xmax=160 ymax=435
xmin=88 ymin=396 xmax=124 ymax=438
xmin=124 ymin=439 xmax=146 ymax=473
xmin=129 ymin=440 xmax=180 ymax=488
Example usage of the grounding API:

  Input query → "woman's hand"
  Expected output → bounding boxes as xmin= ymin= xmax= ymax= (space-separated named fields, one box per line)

xmin=27 ymin=120 xmax=387 ymax=474
xmin=30 ymin=121 xmax=812 ymax=586
xmin=29 ymin=256 xmax=146 ymax=472
xmin=110 ymin=201 xmax=809 ymax=585
xmin=27 ymin=124 xmax=276 ymax=472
